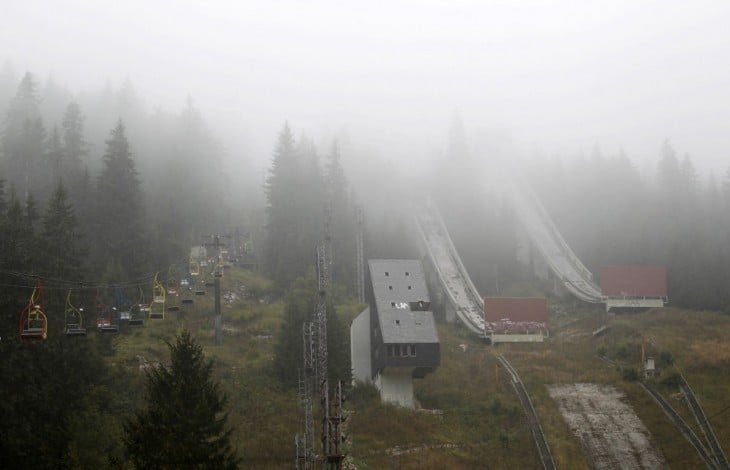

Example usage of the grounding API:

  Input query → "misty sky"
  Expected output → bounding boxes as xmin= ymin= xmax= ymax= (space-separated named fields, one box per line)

xmin=3 ymin=0 xmax=730 ymax=176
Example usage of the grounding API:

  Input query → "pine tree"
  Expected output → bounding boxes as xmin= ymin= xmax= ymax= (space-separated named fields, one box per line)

xmin=124 ymin=330 xmax=240 ymax=469
xmin=657 ymin=139 xmax=682 ymax=196
xmin=1 ymin=72 xmax=47 ymax=199
xmin=156 ymin=98 xmax=225 ymax=243
xmin=326 ymin=298 xmax=352 ymax=385
xmin=723 ymin=166 xmax=730 ymax=228
xmin=272 ymin=274 xmax=316 ymax=387
xmin=264 ymin=124 xmax=330 ymax=288
xmin=0 ymin=180 xmax=7 ymax=270
xmin=3 ymin=192 xmax=30 ymax=270
xmin=61 ymin=101 xmax=88 ymax=177
xmin=40 ymin=182 xmax=86 ymax=282
xmin=295 ymin=134 xmax=325 ymax=274
xmin=0 ymin=327 xmax=117 ymax=469
xmin=71 ymin=166 xmax=94 ymax=239
xmin=46 ymin=125 xmax=65 ymax=183
xmin=324 ymin=141 xmax=356 ymax=291
xmin=94 ymin=120 xmax=148 ymax=278
xmin=272 ymin=274 xmax=352 ymax=388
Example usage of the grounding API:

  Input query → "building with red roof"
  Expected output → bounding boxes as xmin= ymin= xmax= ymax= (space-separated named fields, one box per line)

xmin=600 ymin=266 xmax=668 ymax=311
xmin=484 ymin=297 xmax=548 ymax=343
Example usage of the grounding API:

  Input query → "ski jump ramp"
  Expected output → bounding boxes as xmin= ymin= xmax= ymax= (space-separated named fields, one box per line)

xmin=414 ymin=171 xmax=602 ymax=336
xmin=505 ymin=171 xmax=603 ymax=303
xmin=414 ymin=202 xmax=486 ymax=336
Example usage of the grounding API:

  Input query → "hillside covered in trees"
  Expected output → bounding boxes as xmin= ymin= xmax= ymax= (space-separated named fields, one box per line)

xmin=1 ymin=66 xmax=730 ymax=468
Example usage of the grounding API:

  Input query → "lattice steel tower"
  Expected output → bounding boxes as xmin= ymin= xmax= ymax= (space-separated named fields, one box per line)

xmin=296 ymin=322 xmax=316 ymax=469
xmin=355 ymin=205 xmax=365 ymax=304
xmin=297 ymin=203 xmax=346 ymax=469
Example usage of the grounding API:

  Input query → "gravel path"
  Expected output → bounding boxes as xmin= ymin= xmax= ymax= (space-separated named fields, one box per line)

xmin=548 ymin=383 xmax=666 ymax=469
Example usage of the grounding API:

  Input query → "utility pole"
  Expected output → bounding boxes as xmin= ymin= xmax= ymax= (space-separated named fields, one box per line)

xmin=318 ymin=205 xmax=346 ymax=470
xmin=214 ymin=275 xmax=222 ymax=345
xmin=355 ymin=206 xmax=365 ymax=304
xmin=296 ymin=204 xmax=346 ymax=469
xmin=205 ymin=235 xmax=226 ymax=346
xmin=297 ymin=322 xmax=316 ymax=469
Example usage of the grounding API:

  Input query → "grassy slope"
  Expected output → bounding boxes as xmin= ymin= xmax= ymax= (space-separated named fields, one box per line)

xmin=106 ymin=269 xmax=730 ymax=468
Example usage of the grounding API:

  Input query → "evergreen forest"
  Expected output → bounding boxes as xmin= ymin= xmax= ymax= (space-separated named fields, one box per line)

xmin=1 ymin=67 xmax=730 ymax=468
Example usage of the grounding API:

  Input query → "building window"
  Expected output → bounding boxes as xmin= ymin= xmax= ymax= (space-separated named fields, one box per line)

xmin=387 ymin=345 xmax=394 ymax=357
xmin=391 ymin=302 xmax=395 ymax=307
xmin=388 ymin=285 xmax=393 ymax=290
xmin=395 ymin=319 xmax=400 ymax=325
xmin=407 ymin=285 xmax=412 ymax=290
xmin=410 ymin=345 xmax=417 ymax=356
xmin=385 ymin=271 xmax=389 ymax=276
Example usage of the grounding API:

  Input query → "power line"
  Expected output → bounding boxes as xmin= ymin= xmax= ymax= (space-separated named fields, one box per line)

xmin=0 ymin=257 xmax=191 ymax=291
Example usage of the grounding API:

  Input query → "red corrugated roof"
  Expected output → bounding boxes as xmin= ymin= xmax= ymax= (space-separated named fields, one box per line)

xmin=484 ymin=297 xmax=548 ymax=323
xmin=600 ymin=266 xmax=667 ymax=297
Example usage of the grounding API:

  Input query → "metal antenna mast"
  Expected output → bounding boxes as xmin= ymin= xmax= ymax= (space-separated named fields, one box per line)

xmin=296 ymin=322 xmax=316 ymax=469
xmin=355 ymin=205 xmax=365 ymax=304
xmin=204 ymin=235 xmax=226 ymax=345
xmin=317 ymin=203 xmax=332 ymax=386
xmin=318 ymin=204 xmax=346 ymax=469
xmin=297 ymin=203 xmax=346 ymax=469
xmin=317 ymin=204 xmax=332 ymax=466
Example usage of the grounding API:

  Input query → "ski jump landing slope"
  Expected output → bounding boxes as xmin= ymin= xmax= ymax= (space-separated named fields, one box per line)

xmin=414 ymin=203 xmax=486 ymax=336
xmin=505 ymin=170 xmax=602 ymax=303
xmin=414 ymin=171 xmax=602 ymax=335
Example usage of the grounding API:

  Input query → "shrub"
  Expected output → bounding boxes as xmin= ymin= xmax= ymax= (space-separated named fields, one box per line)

xmin=660 ymin=372 xmax=682 ymax=388
xmin=659 ymin=350 xmax=674 ymax=367
xmin=622 ymin=367 xmax=639 ymax=381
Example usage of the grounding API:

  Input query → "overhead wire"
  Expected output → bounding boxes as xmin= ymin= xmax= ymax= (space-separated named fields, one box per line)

xmin=0 ymin=257 xmax=191 ymax=291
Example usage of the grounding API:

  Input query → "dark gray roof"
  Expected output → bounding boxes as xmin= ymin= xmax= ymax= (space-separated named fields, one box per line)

xmin=369 ymin=259 xmax=439 ymax=344
xmin=369 ymin=259 xmax=430 ymax=308
xmin=190 ymin=246 xmax=207 ymax=258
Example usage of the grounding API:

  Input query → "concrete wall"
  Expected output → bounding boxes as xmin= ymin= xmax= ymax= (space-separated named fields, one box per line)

xmin=375 ymin=342 xmax=440 ymax=372
xmin=375 ymin=367 xmax=416 ymax=408
xmin=489 ymin=332 xmax=545 ymax=344
xmin=350 ymin=307 xmax=372 ymax=384
xmin=605 ymin=298 xmax=666 ymax=311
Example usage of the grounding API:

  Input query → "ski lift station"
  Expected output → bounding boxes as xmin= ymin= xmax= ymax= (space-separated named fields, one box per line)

xmin=351 ymin=259 xmax=440 ymax=408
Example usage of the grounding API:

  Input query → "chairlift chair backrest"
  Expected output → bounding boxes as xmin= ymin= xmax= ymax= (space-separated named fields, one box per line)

xmin=150 ymin=274 xmax=166 ymax=320
xmin=19 ymin=279 xmax=48 ymax=341
xmin=64 ymin=290 xmax=87 ymax=337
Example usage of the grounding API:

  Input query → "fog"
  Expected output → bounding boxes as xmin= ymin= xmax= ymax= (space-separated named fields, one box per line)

xmin=3 ymin=0 xmax=730 ymax=180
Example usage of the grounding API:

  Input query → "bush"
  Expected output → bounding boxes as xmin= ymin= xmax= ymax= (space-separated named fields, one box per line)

xmin=622 ymin=367 xmax=639 ymax=381
xmin=349 ymin=381 xmax=379 ymax=406
xmin=489 ymin=398 xmax=503 ymax=415
xmin=659 ymin=350 xmax=674 ymax=367
xmin=660 ymin=372 xmax=682 ymax=388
